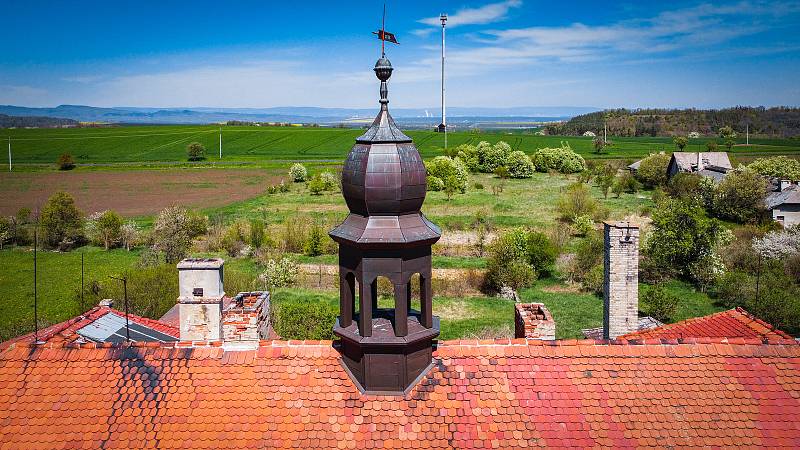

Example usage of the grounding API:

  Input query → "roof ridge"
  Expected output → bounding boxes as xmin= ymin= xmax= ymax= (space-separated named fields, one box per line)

xmin=4 ymin=336 xmax=798 ymax=353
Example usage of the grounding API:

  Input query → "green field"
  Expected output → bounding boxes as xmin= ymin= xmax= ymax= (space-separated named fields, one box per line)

xmin=4 ymin=124 xmax=800 ymax=166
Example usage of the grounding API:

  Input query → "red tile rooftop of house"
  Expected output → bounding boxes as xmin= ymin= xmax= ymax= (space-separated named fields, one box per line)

xmin=0 ymin=337 xmax=799 ymax=449
xmin=0 ymin=305 xmax=179 ymax=350
xmin=620 ymin=307 xmax=793 ymax=341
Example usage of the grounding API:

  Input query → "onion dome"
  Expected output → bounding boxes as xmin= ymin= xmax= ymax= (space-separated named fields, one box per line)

xmin=330 ymin=57 xmax=440 ymax=247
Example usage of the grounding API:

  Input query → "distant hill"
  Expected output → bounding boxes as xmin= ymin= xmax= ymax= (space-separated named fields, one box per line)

xmin=0 ymin=114 xmax=79 ymax=128
xmin=545 ymin=107 xmax=800 ymax=138
xmin=0 ymin=104 xmax=596 ymax=126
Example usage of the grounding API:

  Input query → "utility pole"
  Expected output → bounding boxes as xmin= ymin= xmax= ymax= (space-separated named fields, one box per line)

xmin=746 ymin=123 xmax=750 ymax=146
xmin=33 ymin=224 xmax=38 ymax=343
xmin=440 ymin=13 xmax=447 ymax=150
xmin=7 ymin=137 xmax=10 ymax=172
xmin=219 ymin=127 xmax=222 ymax=159
xmin=109 ymin=275 xmax=130 ymax=341
xmin=80 ymin=252 xmax=85 ymax=312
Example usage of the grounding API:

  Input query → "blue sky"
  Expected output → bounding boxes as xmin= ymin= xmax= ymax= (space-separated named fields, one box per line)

xmin=1 ymin=0 xmax=799 ymax=109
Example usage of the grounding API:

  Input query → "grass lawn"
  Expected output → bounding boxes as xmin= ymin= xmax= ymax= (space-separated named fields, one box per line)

xmin=202 ymin=172 xmax=652 ymax=230
xmin=269 ymin=288 xmax=515 ymax=341
xmin=0 ymin=246 xmax=140 ymax=340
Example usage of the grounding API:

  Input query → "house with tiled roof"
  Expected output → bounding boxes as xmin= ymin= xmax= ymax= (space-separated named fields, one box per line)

xmin=0 ymin=303 xmax=180 ymax=349
xmin=765 ymin=180 xmax=800 ymax=226
xmin=667 ymin=151 xmax=733 ymax=182
xmin=620 ymin=307 xmax=793 ymax=341
xmin=2 ymin=54 xmax=800 ymax=450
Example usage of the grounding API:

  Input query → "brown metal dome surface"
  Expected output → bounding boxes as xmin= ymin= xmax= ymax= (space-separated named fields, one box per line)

xmin=330 ymin=56 xmax=440 ymax=247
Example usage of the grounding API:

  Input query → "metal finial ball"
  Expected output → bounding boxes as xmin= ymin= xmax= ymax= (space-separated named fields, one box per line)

xmin=374 ymin=57 xmax=393 ymax=81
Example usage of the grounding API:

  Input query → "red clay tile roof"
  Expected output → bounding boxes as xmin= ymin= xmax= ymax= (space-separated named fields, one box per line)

xmin=620 ymin=307 xmax=793 ymax=341
xmin=0 ymin=306 xmax=179 ymax=349
xmin=1 ymin=338 xmax=799 ymax=449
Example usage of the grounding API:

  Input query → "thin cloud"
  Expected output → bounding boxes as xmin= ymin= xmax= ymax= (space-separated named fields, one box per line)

xmin=418 ymin=0 xmax=522 ymax=27
xmin=424 ymin=1 xmax=800 ymax=72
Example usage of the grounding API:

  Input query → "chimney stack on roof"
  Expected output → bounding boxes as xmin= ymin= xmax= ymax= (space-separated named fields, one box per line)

xmin=780 ymin=179 xmax=793 ymax=191
xmin=177 ymin=258 xmax=225 ymax=342
xmin=603 ymin=222 xmax=640 ymax=339
xmin=514 ymin=303 xmax=555 ymax=340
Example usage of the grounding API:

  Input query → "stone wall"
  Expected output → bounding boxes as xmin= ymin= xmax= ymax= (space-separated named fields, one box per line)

xmin=514 ymin=303 xmax=555 ymax=340
xmin=603 ymin=221 xmax=639 ymax=339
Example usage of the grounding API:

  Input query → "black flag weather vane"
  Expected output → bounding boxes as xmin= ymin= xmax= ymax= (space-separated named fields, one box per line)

xmin=373 ymin=2 xmax=399 ymax=56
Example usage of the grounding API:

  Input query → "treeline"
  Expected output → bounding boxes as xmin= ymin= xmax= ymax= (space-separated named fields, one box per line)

xmin=0 ymin=114 xmax=79 ymax=128
xmin=545 ymin=107 xmax=800 ymax=138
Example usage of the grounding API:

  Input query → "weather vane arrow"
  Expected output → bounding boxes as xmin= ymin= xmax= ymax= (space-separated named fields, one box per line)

xmin=372 ymin=2 xmax=399 ymax=56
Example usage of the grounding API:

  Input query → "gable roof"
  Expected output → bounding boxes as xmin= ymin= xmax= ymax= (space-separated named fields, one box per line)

xmin=0 ymin=305 xmax=179 ymax=349
xmin=671 ymin=152 xmax=733 ymax=172
xmin=766 ymin=184 xmax=800 ymax=209
xmin=1 ymin=337 xmax=799 ymax=449
xmin=620 ymin=307 xmax=792 ymax=341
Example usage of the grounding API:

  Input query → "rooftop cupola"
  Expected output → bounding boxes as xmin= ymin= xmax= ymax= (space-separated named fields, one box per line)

xmin=330 ymin=54 xmax=441 ymax=395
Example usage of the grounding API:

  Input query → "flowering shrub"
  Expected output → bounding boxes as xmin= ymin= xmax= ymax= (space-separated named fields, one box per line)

xmin=506 ymin=150 xmax=535 ymax=178
xmin=582 ymin=131 xmax=596 ymax=137
xmin=532 ymin=142 xmax=586 ymax=174
xmin=425 ymin=156 xmax=468 ymax=193
xmin=688 ymin=131 xmax=701 ymax=139
xmin=320 ymin=171 xmax=338 ymax=191
xmin=753 ymin=226 xmax=800 ymax=259
xmin=259 ymin=257 xmax=299 ymax=288
xmin=288 ymin=163 xmax=307 ymax=182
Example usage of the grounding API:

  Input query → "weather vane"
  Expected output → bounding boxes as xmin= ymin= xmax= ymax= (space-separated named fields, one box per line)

xmin=372 ymin=2 xmax=399 ymax=57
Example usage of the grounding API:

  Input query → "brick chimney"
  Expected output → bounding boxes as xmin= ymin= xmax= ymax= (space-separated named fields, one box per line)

xmin=177 ymin=258 xmax=225 ymax=341
xmin=603 ymin=222 xmax=639 ymax=339
xmin=221 ymin=291 xmax=275 ymax=348
xmin=514 ymin=303 xmax=555 ymax=340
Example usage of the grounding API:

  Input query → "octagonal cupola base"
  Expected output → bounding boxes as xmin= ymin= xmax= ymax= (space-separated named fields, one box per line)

xmin=335 ymin=313 xmax=439 ymax=394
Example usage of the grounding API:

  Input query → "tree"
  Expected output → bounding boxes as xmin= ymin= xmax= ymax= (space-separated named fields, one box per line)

xmin=557 ymin=182 xmax=599 ymax=220
xmin=635 ymin=153 xmax=670 ymax=187
xmin=673 ymin=136 xmax=688 ymax=150
xmin=644 ymin=199 xmax=722 ymax=276
xmin=57 ymin=153 xmax=75 ymax=170
xmin=443 ymin=175 xmax=459 ymax=201
xmin=706 ymin=141 xmax=719 ymax=152
xmin=120 ymin=221 xmax=139 ymax=251
xmin=304 ymin=223 xmax=325 ymax=256
xmin=307 ymin=175 xmax=326 ymax=195
xmin=718 ymin=126 xmax=737 ymax=150
xmin=592 ymin=137 xmax=605 ymax=154
xmin=712 ymin=169 xmax=767 ymax=223
xmin=95 ymin=210 xmax=123 ymax=250
xmin=40 ymin=191 xmax=84 ymax=249
xmin=612 ymin=172 xmax=640 ymax=196
xmin=641 ymin=284 xmax=679 ymax=322
xmin=748 ymin=156 xmax=800 ymax=181
xmin=152 ymin=206 xmax=194 ymax=263
xmin=186 ymin=142 xmax=205 ymax=161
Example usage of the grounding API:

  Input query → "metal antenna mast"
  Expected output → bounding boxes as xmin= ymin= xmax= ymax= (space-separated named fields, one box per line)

xmin=109 ymin=275 xmax=130 ymax=341
xmin=219 ymin=127 xmax=222 ymax=159
xmin=7 ymin=137 xmax=10 ymax=172
xmin=381 ymin=3 xmax=386 ymax=57
xmin=440 ymin=13 xmax=448 ymax=149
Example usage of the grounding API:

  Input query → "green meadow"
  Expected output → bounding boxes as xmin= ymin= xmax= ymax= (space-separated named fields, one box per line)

xmin=4 ymin=124 xmax=800 ymax=166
